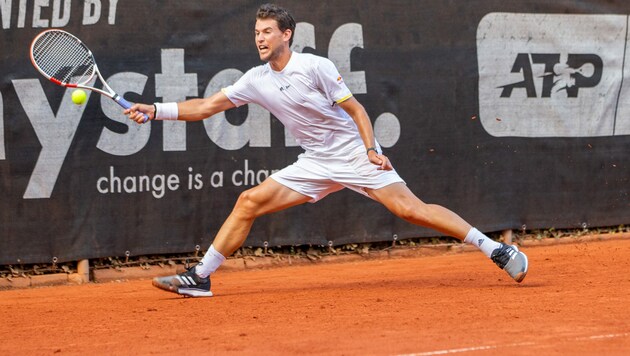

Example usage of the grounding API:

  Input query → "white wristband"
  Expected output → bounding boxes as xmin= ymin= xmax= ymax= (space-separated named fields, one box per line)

xmin=154 ymin=102 xmax=178 ymax=120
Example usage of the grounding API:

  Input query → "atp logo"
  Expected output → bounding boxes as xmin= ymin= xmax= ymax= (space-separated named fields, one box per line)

xmin=477 ymin=13 xmax=630 ymax=137
xmin=500 ymin=53 xmax=603 ymax=98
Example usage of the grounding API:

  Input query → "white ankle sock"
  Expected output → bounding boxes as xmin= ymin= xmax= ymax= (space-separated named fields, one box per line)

xmin=464 ymin=228 xmax=502 ymax=258
xmin=195 ymin=245 xmax=226 ymax=278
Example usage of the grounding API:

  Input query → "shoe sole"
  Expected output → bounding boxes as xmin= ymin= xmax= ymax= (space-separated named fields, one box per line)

xmin=178 ymin=289 xmax=213 ymax=297
xmin=512 ymin=252 xmax=528 ymax=283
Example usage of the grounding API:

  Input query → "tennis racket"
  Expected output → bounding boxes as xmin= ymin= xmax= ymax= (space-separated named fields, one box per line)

xmin=29 ymin=29 xmax=148 ymax=122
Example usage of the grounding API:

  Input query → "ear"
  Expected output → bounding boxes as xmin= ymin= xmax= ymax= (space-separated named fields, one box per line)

xmin=283 ymin=28 xmax=292 ymax=43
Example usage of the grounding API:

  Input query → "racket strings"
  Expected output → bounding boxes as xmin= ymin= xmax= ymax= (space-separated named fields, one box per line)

xmin=32 ymin=31 xmax=95 ymax=85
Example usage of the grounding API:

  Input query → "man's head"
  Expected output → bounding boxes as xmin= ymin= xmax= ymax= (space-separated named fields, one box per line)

xmin=256 ymin=4 xmax=296 ymax=46
xmin=254 ymin=4 xmax=295 ymax=65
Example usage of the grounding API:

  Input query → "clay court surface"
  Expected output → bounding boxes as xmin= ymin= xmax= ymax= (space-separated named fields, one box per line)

xmin=1 ymin=238 xmax=629 ymax=355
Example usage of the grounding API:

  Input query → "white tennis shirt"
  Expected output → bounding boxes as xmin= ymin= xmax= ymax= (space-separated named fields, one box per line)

xmin=222 ymin=52 xmax=367 ymax=157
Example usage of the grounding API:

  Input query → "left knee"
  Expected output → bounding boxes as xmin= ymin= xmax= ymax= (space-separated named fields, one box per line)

xmin=395 ymin=202 xmax=432 ymax=226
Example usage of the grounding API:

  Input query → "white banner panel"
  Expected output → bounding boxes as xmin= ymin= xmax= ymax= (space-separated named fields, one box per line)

xmin=478 ymin=13 xmax=627 ymax=137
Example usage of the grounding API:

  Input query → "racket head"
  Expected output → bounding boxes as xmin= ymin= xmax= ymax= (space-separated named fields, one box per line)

xmin=30 ymin=29 xmax=97 ymax=87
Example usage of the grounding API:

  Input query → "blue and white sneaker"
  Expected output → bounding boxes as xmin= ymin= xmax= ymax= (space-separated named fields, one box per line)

xmin=491 ymin=243 xmax=529 ymax=283
xmin=152 ymin=264 xmax=213 ymax=297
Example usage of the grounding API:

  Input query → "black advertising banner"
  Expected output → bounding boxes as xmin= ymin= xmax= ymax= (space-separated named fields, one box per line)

xmin=1 ymin=1 xmax=628 ymax=264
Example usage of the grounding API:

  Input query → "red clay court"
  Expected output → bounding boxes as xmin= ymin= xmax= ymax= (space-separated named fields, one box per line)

xmin=1 ymin=237 xmax=629 ymax=355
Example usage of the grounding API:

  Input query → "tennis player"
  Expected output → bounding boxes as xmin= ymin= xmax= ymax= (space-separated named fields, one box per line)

xmin=126 ymin=3 xmax=528 ymax=297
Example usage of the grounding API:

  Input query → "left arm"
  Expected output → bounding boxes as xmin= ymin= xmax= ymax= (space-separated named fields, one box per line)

xmin=338 ymin=97 xmax=393 ymax=170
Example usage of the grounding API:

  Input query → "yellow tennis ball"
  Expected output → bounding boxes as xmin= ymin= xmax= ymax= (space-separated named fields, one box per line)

xmin=71 ymin=89 xmax=87 ymax=105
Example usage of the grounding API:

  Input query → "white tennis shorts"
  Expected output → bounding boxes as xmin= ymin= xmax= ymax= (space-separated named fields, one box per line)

xmin=270 ymin=151 xmax=405 ymax=202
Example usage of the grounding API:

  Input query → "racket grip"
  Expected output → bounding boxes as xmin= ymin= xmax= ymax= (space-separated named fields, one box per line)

xmin=115 ymin=95 xmax=150 ymax=123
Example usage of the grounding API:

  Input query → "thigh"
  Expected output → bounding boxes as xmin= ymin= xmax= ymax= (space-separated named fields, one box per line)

xmin=241 ymin=177 xmax=313 ymax=217
xmin=366 ymin=182 xmax=422 ymax=208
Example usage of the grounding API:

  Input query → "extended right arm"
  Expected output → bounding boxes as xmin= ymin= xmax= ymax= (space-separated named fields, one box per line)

xmin=126 ymin=91 xmax=236 ymax=124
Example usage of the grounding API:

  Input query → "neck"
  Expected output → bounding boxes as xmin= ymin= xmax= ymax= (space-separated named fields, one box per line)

xmin=269 ymin=48 xmax=292 ymax=71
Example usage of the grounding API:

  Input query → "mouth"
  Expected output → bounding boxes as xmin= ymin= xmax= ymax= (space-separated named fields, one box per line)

xmin=258 ymin=45 xmax=269 ymax=54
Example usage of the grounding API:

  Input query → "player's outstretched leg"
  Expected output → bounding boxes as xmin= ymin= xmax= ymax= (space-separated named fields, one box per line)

xmin=490 ymin=243 xmax=528 ymax=283
xmin=366 ymin=183 xmax=530 ymax=283
xmin=152 ymin=180 xmax=311 ymax=297
xmin=152 ymin=264 xmax=213 ymax=297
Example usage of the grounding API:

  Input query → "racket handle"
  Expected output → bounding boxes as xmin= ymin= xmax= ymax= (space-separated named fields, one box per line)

xmin=114 ymin=95 xmax=150 ymax=123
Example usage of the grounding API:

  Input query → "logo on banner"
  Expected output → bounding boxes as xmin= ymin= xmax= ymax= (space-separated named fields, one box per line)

xmin=499 ymin=53 xmax=603 ymax=98
xmin=477 ymin=13 xmax=630 ymax=137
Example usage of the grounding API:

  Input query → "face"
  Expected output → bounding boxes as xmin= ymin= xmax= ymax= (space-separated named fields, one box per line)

xmin=254 ymin=18 xmax=290 ymax=62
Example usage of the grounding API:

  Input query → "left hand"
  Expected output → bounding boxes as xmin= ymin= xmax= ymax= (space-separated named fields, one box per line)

xmin=368 ymin=151 xmax=393 ymax=170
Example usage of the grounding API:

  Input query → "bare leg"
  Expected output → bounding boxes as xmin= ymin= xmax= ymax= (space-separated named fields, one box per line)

xmin=366 ymin=182 xmax=472 ymax=240
xmin=151 ymin=179 xmax=311 ymax=296
xmin=212 ymin=178 xmax=312 ymax=257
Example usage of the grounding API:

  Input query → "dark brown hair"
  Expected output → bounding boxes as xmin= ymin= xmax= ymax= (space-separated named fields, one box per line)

xmin=256 ymin=3 xmax=296 ymax=46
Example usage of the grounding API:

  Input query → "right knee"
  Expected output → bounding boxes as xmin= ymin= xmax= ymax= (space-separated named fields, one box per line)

xmin=232 ymin=188 xmax=264 ymax=220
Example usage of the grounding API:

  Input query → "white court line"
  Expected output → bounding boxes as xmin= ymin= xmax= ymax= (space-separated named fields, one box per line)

xmin=576 ymin=332 xmax=630 ymax=340
xmin=398 ymin=342 xmax=536 ymax=356
xmin=399 ymin=332 xmax=630 ymax=356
